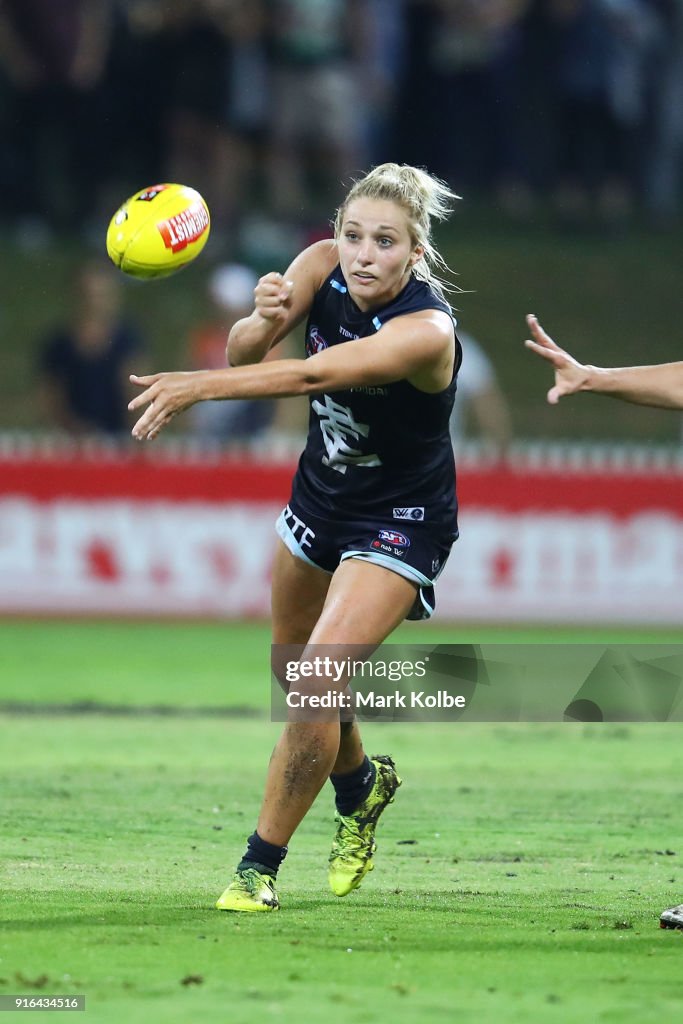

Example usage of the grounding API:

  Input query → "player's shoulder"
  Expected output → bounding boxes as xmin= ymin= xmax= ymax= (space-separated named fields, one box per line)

xmin=287 ymin=238 xmax=338 ymax=288
xmin=278 ymin=239 xmax=339 ymax=317
xmin=381 ymin=273 xmax=453 ymax=323
xmin=388 ymin=307 xmax=454 ymax=345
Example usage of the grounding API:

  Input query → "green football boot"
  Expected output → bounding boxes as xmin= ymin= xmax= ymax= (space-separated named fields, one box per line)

xmin=216 ymin=867 xmax=279 ymax=912
xmin=328 ymin=755 xmax=402 ymax=897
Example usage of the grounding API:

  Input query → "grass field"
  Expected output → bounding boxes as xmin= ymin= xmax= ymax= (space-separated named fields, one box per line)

xmin=2 ymin=621 xmax=683 ymax=1023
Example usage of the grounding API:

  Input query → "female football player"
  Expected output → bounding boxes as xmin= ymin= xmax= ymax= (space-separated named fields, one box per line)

xmin=129 ymin=163 xmax=462 ymax=912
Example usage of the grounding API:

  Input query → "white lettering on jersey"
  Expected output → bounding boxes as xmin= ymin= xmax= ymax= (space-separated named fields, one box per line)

xmin=311 ymin=394 xmax=382 ymax=475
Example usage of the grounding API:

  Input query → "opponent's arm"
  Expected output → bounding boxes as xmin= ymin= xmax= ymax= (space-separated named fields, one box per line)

xmin=525 ymin=314 xmax=683 ymax=409
xmin=129 ymin=309 xmax=453 ymax=441
xmin=226 ymin=239 xmax=337 ymax=366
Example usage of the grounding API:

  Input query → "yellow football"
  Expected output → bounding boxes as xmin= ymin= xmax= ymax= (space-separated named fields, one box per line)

xmin=106 ymin=183 xmax=211 ymax=279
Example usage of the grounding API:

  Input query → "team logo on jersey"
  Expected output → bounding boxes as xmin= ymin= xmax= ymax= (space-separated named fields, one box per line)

xmin=378 ymin=529 xmax=410 ymax=547
xmin=306 ymin=325 xmax=328 ymax=356
xmin=311 ymin=394 xmax=381 ymax=474
xmin=393 ymin=507 xmax=425 ymax=521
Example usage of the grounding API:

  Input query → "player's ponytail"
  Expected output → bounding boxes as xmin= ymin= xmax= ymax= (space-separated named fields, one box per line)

xmin=334 ymin=163 xmax=460 ymax=299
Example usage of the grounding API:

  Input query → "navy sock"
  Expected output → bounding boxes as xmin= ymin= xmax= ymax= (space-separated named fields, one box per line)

xmin=237 ymin=831 xmax=288 ymax=878
xmin=330 ymin=755 xmax=376 ymax=815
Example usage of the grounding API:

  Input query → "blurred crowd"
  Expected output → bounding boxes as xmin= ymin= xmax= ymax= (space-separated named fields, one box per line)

xmin=0 ymin=0 xmax=682 ymax=251
xmin=3 ymin=0 xmax=680 ymax=445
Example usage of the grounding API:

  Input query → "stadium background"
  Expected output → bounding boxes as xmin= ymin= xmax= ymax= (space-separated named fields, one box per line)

xmin=1 ymin=0 xmax=682 ymax=624
xmin=1 ymin=4 xmax=683 ymax=1023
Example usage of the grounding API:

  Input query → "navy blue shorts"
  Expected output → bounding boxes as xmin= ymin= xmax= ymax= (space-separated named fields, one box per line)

xmin=275 ymin=496 xmax=457 ymax=621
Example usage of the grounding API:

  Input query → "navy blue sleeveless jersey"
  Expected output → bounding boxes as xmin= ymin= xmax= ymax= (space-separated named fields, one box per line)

xmin=291 ymin=265 xmax=461 ymax=531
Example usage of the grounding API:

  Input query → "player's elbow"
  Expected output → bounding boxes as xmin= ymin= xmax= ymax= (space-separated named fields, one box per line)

xmin=227 ymin=316 xmax=274 ymax=367
xmin=227 ymin=336 xmax=258 ymax=368
xmin=298 ymin=364 xmax=339 ymax=395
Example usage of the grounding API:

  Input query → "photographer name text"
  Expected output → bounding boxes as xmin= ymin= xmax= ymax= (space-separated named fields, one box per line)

xmin=286 ymin=690 xmax=466 ymax=710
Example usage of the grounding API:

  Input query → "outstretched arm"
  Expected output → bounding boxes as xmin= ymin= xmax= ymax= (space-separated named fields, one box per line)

xmin=525 ymin=314 xmax=683 ymax=410
xmin=129 ymin=309 xmax=454 ymax=441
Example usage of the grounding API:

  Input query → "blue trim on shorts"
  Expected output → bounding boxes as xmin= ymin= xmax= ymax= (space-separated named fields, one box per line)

xmin=340 ymin=550 xmax=435 ymax=620
xmin=276 ymin=499 xmax=449 ymax=622
xmin=416 ymin=587 xmax=435 ymax=618
xmin=340 ymin=549 xmax=433 ymax=587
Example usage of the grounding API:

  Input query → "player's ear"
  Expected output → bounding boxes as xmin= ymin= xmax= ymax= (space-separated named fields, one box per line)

xmin=408 ymin=244 xmax=424 ymax=269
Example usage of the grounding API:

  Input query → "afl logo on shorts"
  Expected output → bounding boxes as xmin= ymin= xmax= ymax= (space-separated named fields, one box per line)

xmin=306 ymin=325 xmax=328 ymax=356
xmin=378 ymin=529 xmax=410 ymax=547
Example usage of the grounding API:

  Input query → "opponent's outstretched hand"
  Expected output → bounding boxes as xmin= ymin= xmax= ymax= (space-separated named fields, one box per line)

xmin=129 ymin=371 xmax=203 ymax=441
xmin=524 ymin=314 xmax=591 ymax=404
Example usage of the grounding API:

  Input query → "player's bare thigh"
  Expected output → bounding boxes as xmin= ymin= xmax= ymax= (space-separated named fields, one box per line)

xmin=271 ymin=545 xmax=418 ymax=669
xmin=307 ymin=558 xmax=418 ymax=647
xmin=271 ymin=538 xmax=331 ymax=645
